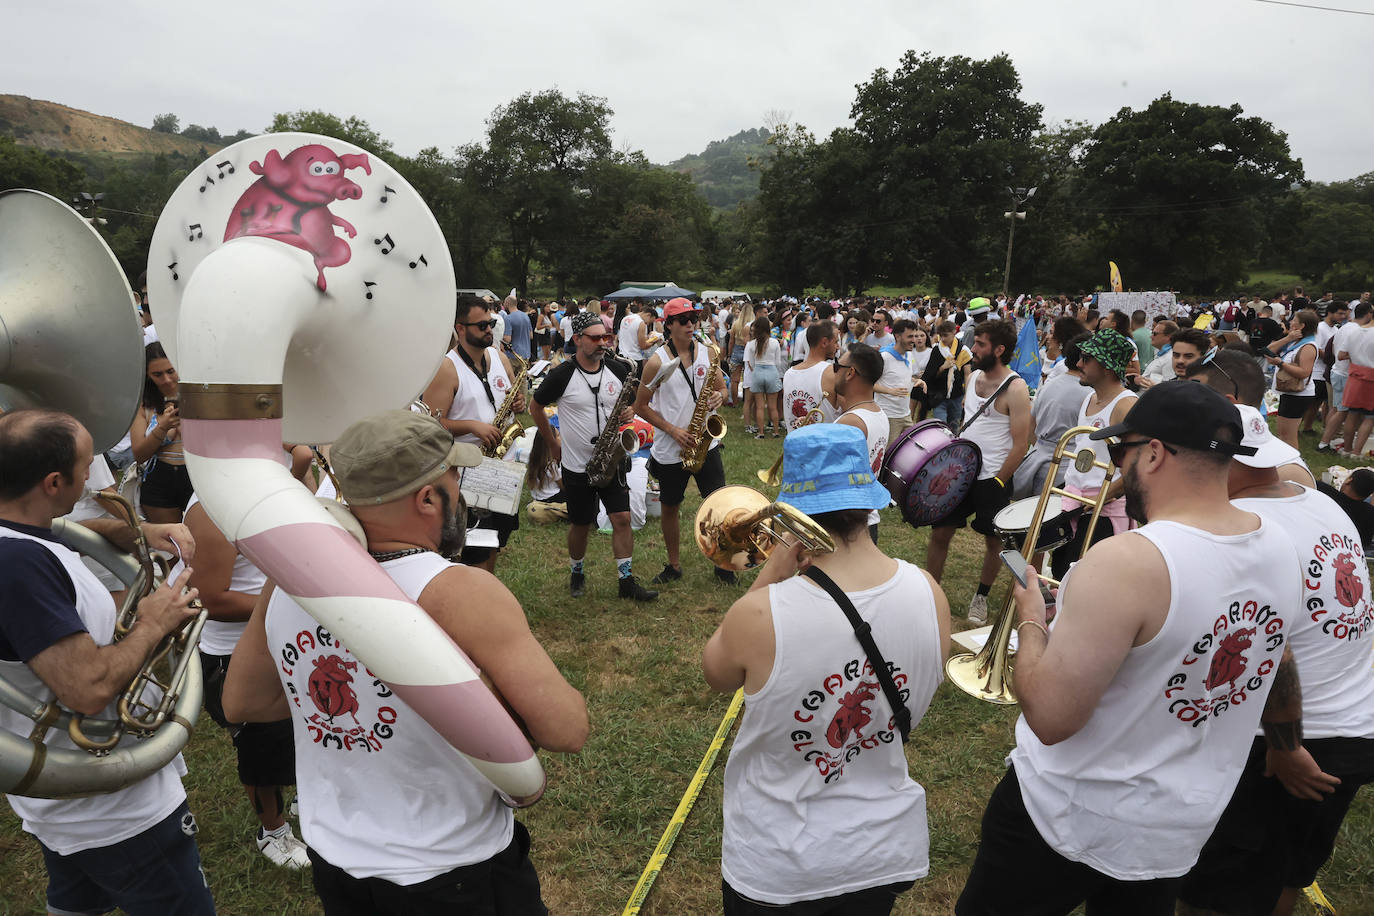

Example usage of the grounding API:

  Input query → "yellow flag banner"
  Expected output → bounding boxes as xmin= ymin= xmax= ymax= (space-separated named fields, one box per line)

xmin=1109 ymin=261 xmax=1123 ymax=292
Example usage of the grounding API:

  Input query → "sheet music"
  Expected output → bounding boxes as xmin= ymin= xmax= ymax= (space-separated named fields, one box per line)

xmin=460 ymin=457 xmax=527 ymax=516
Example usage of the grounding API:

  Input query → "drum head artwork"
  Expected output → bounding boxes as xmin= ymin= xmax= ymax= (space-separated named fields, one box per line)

xmin=879 ymin=420 xmax=982 ymax=528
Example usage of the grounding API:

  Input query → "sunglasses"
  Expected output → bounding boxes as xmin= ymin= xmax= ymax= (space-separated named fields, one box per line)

xmin=1106 ymin=438 xmax=1178 ymax=466
xmin=668 ymin=315 xmax=697 ymax=326
xmin=1199 ymin=348 xmax=1238 ymax=399
xmin=582 ymin=332 xmax=610 ymax=342
xmin=462 ymin=319 xmax=497 ymax=330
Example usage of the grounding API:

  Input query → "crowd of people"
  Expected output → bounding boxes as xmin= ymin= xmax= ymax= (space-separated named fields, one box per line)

xmin=2 ymin=271 xmax=1374 ymax=916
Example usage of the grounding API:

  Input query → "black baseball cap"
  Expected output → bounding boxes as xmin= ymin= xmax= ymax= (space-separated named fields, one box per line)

xmin=1089 ymin=380 xmax=1257 ymax=457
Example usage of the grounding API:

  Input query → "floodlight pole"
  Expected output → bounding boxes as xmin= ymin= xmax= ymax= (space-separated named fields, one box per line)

xmin=1001 ymin=186 xmax=1035 ymax=297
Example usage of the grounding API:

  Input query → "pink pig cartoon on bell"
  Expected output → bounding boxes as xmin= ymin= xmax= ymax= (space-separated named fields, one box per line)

xmin=224 ymin=144 xmax=372 ymax=291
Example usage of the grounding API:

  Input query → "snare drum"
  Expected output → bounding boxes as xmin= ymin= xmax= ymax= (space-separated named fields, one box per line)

xmin=992 ymin=496 xmax=1074 ymax=554
xmin=879 ymin=420 xmax=982 ymax=527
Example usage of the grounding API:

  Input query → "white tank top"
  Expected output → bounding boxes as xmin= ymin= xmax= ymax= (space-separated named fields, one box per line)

xmin=838 ymin=403 xmax=889 ymax=527
xmin=1234 ymin=488 xmax=1374 ymax=739
xmin=264 ymin=552 xmax=512 ymax=882
xmin=618 ymin=313 xmax=644 ymax=360
xmin=172 ymin=496 xmax=268 ymax=656
xmin=962 ymin=370 xmax=1012 ymax=481
xmin=1064 ymin=387 xmax=1134 ymax=492
xmin=649 ymin=340 xmax=718 ymax=464
xmin=782 ymin=360 xmax=836 ymax=431
xmin=0 ymin=526 xmax=186 ymax=855
xmin=445 ymin=347 xmax=512 ymax=446
xmin=721 ymin=561 xmax=943 ymax=903
xmin=1008 ymin=518 xmax=1300 ymax=880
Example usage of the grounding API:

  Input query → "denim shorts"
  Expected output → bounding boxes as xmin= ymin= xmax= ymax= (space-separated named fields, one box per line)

xmin=40 ymin=800 xmax=215 ymax=916
xmin=751 ymin=363 xmax=782 ymax=394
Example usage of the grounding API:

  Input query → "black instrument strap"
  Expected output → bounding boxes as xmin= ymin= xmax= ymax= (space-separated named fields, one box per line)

xmin=957 ymin=371 xmax=1015 ymax=436
xmin=455 ymin=346 xmax=497 ymax=410
xmin=666 ymin=339 xmax=698 ymax=399
xmin=802 ymin=566 xmax=911 ymax=743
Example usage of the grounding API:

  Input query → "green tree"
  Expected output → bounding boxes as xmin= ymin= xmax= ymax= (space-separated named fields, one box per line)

xmin=0 ymin=135 xmax=85 ymax=198
xmin=1292 ymin=199 xmax=1374 ymax=284
xmin=266 ymin=111 xmax=394 ymax=158
xmin=850 ymin=52 xmax=1044 ymax=295
xmin=1077 ymin=94 xmax=1303 ymax=291
xmin=151 ymin=112 xmax=180 ymax=133
xmin=474 ymin=90 xmax=613 ymax=296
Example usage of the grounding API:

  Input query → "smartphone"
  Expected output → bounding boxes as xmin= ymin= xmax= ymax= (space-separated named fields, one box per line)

xmin=1000 ymin=549 xmax=1030 ymax=588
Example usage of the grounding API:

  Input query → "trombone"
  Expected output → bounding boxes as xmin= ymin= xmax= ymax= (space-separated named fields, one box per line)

xmin=944 ymin=425 xmax=1115 ymax=705
xmin=756 ymin=407 xmax=826 ymax=488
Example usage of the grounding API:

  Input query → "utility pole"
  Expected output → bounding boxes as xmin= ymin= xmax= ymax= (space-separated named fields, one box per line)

xmin=1001 ymin=186 xmax=1035 ymax=297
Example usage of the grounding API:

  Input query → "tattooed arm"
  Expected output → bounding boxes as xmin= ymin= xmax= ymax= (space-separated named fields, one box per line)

xmin=1261 ymin=647 xmax=1340 ymax=800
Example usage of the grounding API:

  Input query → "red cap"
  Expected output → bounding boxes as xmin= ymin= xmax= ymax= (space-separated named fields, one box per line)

xmin=663 ymin=297 xmax=698 ymax=318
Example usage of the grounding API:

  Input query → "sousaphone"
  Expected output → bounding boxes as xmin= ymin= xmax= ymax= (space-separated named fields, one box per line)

xmin=0 ymin=189 xmax=206 ymax=798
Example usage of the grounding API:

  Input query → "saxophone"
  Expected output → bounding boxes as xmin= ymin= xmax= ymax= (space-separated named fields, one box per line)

xmin=682 ymin=333 xmax=726 ymax=473
xmin=586 ymin=351 xmax=643 ymax=487
xmin=484 ymin=353 xmax=528 ymax=459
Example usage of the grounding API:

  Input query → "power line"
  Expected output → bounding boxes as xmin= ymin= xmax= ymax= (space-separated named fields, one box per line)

xmin=1246 ymin=0 xmax=1374 ymax=15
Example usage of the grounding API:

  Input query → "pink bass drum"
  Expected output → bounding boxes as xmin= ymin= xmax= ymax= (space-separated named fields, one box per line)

xmin=878 ymin=420 xmax=982 ymax=527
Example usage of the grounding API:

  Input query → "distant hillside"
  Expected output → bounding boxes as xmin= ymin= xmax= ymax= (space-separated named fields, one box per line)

xmin=669 ymin=127 xmax=770 ymax=210
xmin=0 ymin=95 xmax=218 ymax=158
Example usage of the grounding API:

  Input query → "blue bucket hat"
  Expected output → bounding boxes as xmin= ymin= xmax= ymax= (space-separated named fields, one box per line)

xmin=777 ymin=424 xmax=890 ymax=515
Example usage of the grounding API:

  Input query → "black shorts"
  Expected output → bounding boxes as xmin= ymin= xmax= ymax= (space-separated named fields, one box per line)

xmin=200 ymin=651 xmax=296 ymax=787
xmin=1179 ymin=736 xmax=1374 ymax=914
xmin=562 ymin=468 xmax=631 ymax=526
xmin=1313 ymin=378 xmax=1329 ymax=404
xmin=956 ymin=766 xmax=1182 ymax=916
xmin=648 ymin=446 xmax=726 ymax=507
xmin=932 ymin=476 xmax=1010 ymax=537
xmin=460 ymin=510 xmax=520 ymax=565
xmin=1276 ymin=393 xmax=1317 ymax=419
xmin=723 ymin=878 xmax=914 ymax=915
xmin=309 ymin=821 xmax=546 ymax=916
xmin=140 ymin=461 xmax=193 ymax=511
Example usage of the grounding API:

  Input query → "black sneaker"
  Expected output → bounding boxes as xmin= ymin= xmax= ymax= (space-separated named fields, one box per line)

xmin=651 ymin=564 xmax=683 ymax=585
xmin=618 ymin=576 xmax=658 ymax=601
xmin=570 ymin=571 xmax=586 ymax=597
xmin=713 ymin=567 xmax=738 ymax=585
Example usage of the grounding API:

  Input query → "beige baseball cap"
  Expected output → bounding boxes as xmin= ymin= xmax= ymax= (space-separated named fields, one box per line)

xmin=331 ymin=410 xmax=482 ymax=505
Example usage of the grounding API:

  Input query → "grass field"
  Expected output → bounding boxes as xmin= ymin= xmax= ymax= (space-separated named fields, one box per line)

xmin=2 ymin=404 xmax=1373 ymax=915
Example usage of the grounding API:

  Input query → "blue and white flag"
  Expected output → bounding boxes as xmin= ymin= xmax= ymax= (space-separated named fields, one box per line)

xmin=1009 ymin=317 xmax=1041 ymax=391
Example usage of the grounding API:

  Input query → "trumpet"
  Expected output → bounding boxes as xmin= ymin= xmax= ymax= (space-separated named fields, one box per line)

xmin=944 ymin=425 xmax=1114 ymax=705
xmin=756 ymin=407 xmax=826 ymax=487
xmin=694 ymin=485 xmax=835 ymax=571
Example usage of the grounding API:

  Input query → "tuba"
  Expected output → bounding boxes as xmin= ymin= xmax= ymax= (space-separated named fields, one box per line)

xmin=944 ymin=425 xmax=1115 ymax=704
xmin=0 ymin=189 xmax=207 ymax=797
xmin=695 ymin=485 xmax=836 ymax=571
xmin=150 ymin=134 xmax=544 ymax=805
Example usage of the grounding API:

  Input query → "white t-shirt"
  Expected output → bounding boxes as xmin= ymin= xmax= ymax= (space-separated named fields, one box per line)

xmin=1332 ymin=321 xmax=1366 ymax=377
xmin=532 ymin=358 xmax=632 ymax=474
xmin=1347 ymin=324 xmax=1374 ymax=371
xmin=743 ymin=338 xmax=780 ymax=370
xmin=1313 ymin=321 xmax=1339 ymax=381
xmin=877 ymin=350 xmax=916 ymax=419
xmin=618 ymin=313 xmax=645 ymax=360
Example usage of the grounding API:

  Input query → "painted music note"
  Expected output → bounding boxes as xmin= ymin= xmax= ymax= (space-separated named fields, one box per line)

xmin=408 ymin=254 xmax=428 ymax=269
xmin=373 ymin=233 xmax=395 ymax=255
xmin=168 ymin=262 xmax=179 ymax=281
xmin=380 ymin=185 xmax=396 ymax=203
xmin=187 ymin=223 xmax=203 ymax=241
xmin=199 ymin=175 xmax=215 ymax=193
xmin=364 ymin=281 xmax=377 ymax=300
xmin=216 ymin=160 xmax=236 ymax=179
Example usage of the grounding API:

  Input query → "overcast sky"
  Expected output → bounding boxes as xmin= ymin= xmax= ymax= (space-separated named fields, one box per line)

xmin=7 ymin=0 xmax=1371 ymax=182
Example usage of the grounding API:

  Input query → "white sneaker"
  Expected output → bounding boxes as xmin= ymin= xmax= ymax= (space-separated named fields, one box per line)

xmin=968 ymin=594 xmax=988 ymax=625
xmin=257 ymin=824 xmax=310 ymax=869
xmin=287 ymin=796 xmax=299 ymax=819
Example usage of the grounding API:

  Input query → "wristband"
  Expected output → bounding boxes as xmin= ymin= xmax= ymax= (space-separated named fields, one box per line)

xmin=1016 ymin=619 xmax=1049 ymax=639
xmin=993 ymin=476 xmax=1005 ymax=488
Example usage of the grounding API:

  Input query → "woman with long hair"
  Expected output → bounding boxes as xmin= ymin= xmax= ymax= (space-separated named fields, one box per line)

xmin=744 ymin=316 xmax=783 ymax=437
xmin=1267 ymin=308 xmax=1320 ymax=449
xmin=129 ymin=342 xmax=192 ymax=522
xmin=730 ymin=302 xmax=757 ymax=421
xmin=909 ymin=327 xmax=933 ymax=420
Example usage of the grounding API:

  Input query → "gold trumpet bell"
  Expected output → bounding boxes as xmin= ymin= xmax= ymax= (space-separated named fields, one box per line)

xmin=694 ymin=485 xmax=836 ymax=571
xmin=757 ymin=454 xmax=784 ymax=488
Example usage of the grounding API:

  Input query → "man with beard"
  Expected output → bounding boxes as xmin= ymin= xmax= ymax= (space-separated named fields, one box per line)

xmin=224 ymin=410 xmax=588 ymax=915
xmin=1049 ymin=329 xmax=1136 ymax=581
xmin=926 ymin=319 xmax=1032 ymax=624
xmin=1177 ymin=401 xmax=1374 ymax=916
xmin=421 ymin=294 xmax=525 ymax=573
xmin=531 ymin=312 xmax=657 ymax=601
xmin=957 ymin=382 xmax=1308 ymax=916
